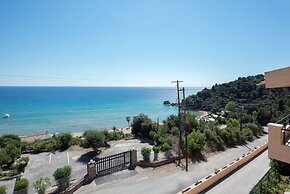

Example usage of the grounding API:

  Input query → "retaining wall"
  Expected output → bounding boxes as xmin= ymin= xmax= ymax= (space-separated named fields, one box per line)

xmin=178 ymin=142 xmax=268 ymax=194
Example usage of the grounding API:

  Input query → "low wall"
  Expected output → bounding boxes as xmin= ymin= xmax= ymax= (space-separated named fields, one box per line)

xmin=137 ymin=156 xmax=181 ymax=168
xmin=178 ymin=142 xmax=268 ymax=194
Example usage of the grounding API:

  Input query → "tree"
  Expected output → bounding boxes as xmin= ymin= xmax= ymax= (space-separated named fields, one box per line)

xmin=186 ymin=113 xmax=198 ymax=132
xmin=225 ymin=101 xmax=236 ymax=112
xmin=0 ymin=149 xmax=11 ymax=168
xmin=57 ymin=133 xmax=72 ymax=151
xmin=126 ymin=117 xmax=130 ymax=128
xmin=131 ymin=114 xmax=155 ymax=137
xmin=5 ymin=144 xmax=20 ymax=162
xmin=83 ymin=130 xmax=106 ymax=151
xmin=187 ymin=130 xmax=206 ymax=152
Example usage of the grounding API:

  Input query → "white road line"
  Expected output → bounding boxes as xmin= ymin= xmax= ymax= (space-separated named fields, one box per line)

xmin=136 ymin=177 xmax=148 ymax=182
xmin=67 ymin=152 xmax=70 ymax=164
xmin=49 ymin=153 xmax=52 ymax=164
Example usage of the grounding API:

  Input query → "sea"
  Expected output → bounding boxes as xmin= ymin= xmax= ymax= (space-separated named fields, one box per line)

xmin=0 ymin=87 xmax=201 ymax=136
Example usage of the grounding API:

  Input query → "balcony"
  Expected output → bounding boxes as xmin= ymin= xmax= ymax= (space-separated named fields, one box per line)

xmin=268 ymin=114 xmax=290 ymax=164
xmin=265 ymin=66 xmax=290 ymax=88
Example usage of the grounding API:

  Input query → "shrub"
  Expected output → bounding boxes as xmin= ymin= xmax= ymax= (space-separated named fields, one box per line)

xmin=244 ymin=123 xmax=263 ymax=137
xmin=152 ymin=146 xmax=160 ymax=153
xmin=0 ymin=186 xmax=6 ymax=194
xmin=5 ymin=144 xmax=21 ymax=162
xmin=53 ymin=166 xmax=72 ymax=180
xmin=161 ymin=143 xmax=171 ymax=152
xmin=56 ymin=133 xmax=72 ymax=151
xmin=158 ymin=136 xmax=172 ymax=146
xmin=70 ymin=137 xmax=83 ymax=146
xmin=187 ymin=130 xmax=206 ymax=152
xmin=0 ymin=149 xmax=11 ymax=168
xmin=33 ymin=177 xmax=50 ymax=194
xmin=204 ymin=129 xmax=224 ymax=150
xmin=141 ymin=147 xmax=151 ymax=162
xmin=242 ymin=127 xmax=254 ymax=142
xmin=82 ymin=130 xmax=106 ymax=150
xmin=14 ymin=157 xmax=29 ymax=173
xmin=131 ymin=114 xmax=155 ymax=137
xmin=53 ymin=166 xmax=71 ymax=191
xmin=14 ymin=178 xmax=29 ymax=192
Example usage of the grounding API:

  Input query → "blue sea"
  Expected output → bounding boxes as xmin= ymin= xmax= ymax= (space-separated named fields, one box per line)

xmin=0 ymin=87 xmax=201 ymax=135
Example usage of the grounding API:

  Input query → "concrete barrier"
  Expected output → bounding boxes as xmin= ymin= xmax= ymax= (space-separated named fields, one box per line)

xmin=178 ymin=142 xmax=268 ymax=194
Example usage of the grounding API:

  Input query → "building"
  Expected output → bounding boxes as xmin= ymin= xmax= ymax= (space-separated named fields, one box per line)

xmin=266 ymin=66 xmax=290 ymax=163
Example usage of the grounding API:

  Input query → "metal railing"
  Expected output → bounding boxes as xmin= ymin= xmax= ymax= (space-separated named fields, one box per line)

xmin=277 ymin=114 xmax=290 ymax=145
xmin=249 ymin=161 xmax=278 ymax=194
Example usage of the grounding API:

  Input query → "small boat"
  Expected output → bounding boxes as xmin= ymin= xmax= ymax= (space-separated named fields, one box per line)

xmin=3 ymin=113 xmax=10 ymax=119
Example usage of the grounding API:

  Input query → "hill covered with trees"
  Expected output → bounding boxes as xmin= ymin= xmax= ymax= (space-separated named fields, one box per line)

xmin=186 ymin=74 xmax=290 ymax=125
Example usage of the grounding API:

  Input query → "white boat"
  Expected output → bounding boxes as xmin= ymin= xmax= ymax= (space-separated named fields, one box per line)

xmin=3 ymin=113 xmax=10 ymax=119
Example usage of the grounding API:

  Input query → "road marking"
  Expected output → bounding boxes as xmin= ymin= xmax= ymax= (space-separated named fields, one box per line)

xmin=136 ymin=177 xmax=148 ymax=181
xmin=49 ymin=153 xmax=52 ymax=164
xmin=67 ymin=152 xmax=70 ymax=164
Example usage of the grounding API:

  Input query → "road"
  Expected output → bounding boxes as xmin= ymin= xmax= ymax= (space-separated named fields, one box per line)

xmin=75 ymin=135 xmax=268 ymax=194
xmin=204 ymin=150 xmax=270 ymax=194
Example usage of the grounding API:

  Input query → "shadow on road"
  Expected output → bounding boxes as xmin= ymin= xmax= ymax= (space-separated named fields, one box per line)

xmin=77 ymin=151 xmax=98 ymax=164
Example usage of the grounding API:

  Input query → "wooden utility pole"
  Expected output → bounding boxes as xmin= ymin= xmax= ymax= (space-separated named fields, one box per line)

xmin=171 ymin=80 xmax=183 ymax=165
xmin=182 ymin=87 xmax=188 ymax=172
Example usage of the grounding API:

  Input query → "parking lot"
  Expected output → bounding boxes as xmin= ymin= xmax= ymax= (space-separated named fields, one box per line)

xmin=23 ymin=149 xmax=94 ymax=194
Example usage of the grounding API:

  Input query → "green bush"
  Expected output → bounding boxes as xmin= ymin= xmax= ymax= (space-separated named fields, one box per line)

xmin=204 ymin=129 xmax=224 ymax=150
xmin=14 ymin=178 xmax=29 ymax=192
xmin=243 ymin=127 xmax=254 ymax=142
xmin=0 ymin=148 xmax=12 ymax=168
xmin=33 ymin=177 xmax=50 ymax=194
xmin=158 ymin=136 xmax=172 ymax=146
xmin=56 ymin=133 xmax=72 ymax=151
xmin=152 ymin=146 xmax=160 ymax=153
xmin=5 ymin=144 xmax=21 ymax=162
xmin=53 ymin=166 xmax=71 ymax=191
xmin=53 ymin=166 xmax=72 ymax=180
xmin=14 ymin=156 xmax=29 ymax=173
xmin=131 ymin=114 xmax=155 ymax=137
xmin=141 ymin=147 xmax=151 ymax=162
xmin=244 ymin=123 xmax=263 ymax=137
xmin=187 ymin=130 xmax=206 ymax=152
xmin=0 ymin=186 xmax=6 ymax=194
xmin=70 ymin=137 xmax=83 ymax=146
xmin=161 ymin=143 xmax=171 ymax=152
xmin=82 ymin=130 xmax=106 ymax=150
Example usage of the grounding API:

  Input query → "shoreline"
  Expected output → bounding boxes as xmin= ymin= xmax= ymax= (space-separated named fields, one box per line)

xmin=19 ymin=110 xmax=206 ymax=141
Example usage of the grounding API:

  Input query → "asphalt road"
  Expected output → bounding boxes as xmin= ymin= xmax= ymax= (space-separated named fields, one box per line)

xmin=76 ymin=135 xmax=268 ymax=194
xmin=204 ymin=150 xmax=270 ymax=194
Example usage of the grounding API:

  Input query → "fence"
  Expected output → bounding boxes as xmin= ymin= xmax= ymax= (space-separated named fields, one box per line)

xmin=249 ymin=161 xmax=278 ymax=194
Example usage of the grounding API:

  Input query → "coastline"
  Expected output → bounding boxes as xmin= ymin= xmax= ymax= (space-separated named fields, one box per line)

xmin=20 ymin=110 xmax=206 ymax=141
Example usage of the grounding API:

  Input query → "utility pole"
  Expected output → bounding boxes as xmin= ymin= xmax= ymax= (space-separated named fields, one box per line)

xmin=182 ymin=87 xmax=188 ymax=172
xmin=171 ymin=80 xmax=183 ymax=165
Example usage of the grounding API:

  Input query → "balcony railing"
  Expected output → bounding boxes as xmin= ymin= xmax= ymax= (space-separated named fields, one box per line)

xmin=277 ymin=114 xmax=290 ymax=145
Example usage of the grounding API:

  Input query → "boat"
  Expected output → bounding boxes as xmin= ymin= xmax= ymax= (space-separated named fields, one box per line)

xmin=3 ymin=113 xmax=10 ymax=119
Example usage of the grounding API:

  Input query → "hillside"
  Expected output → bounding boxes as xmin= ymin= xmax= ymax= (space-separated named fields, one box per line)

xmin=186 ymin=74 xmax=290 ymax=124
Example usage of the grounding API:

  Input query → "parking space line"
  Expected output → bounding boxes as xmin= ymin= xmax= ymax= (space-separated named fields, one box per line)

xmin=67 ymin=152 xmax=70 ymax=164
xmin=49 ymin=153 xmax=52 ymax=164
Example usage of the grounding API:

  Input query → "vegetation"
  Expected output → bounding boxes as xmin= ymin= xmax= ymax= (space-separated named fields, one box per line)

xmin=53 ymin=166 xmax=72 ymax=191
xmin=53 ymin=166 xmax=72 ymax=180
xmin=251 ymin=160 xmax=290 ymax=194
xmin=186 ymin=74 xmax=290 ymax=125
xmin=0 ymin=186 xmax=6 ymax=194
xmin=187 ymin=130 xmax=206 ymax=152
xmin=14 ymin=157 xmax=29 ymax=173
xmin=14 ymin=178 xmax=29 ymax=193
xmin=56 ymin=133 xmax=72 ymax=151
xmin=132 ymin=114 xmax=156 ymax=137
xmin=141 ymin=147 xmax=151 ymax=162
xmin=33 ymin=177 xmax=50 ymax=194
xmin=82 ymin=130 xmax=106 ymax=151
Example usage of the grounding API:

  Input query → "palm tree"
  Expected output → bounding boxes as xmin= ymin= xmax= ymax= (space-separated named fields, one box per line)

xmin=126 ymin=117 xmax=131 ymax=128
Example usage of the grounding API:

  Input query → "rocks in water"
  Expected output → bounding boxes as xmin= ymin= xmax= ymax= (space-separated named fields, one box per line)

xmin=163 ymin=101 xmax=170 ymax=105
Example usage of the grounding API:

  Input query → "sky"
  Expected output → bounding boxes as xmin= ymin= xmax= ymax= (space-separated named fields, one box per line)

xmin=0 ymin=0 xmax=289 ymax=87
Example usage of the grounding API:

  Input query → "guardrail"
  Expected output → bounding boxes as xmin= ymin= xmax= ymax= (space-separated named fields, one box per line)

xmin=249 ymin=161 xmax=278 ymax=194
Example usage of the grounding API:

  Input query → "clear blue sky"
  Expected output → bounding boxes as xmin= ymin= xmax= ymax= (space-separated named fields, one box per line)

xmin=0 ymin=0 xmax=289 ymax=87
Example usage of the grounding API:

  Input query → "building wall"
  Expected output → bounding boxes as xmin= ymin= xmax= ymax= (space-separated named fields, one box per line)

xmin=265 ymin=66 xmax=290 ymax=88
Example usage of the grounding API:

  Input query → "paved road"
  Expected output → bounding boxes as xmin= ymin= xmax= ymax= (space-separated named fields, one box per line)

xmin=75 ymin=135 xmax=268 ymax=194
xmin=204 ymin=150 xmax=270 ymax=194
